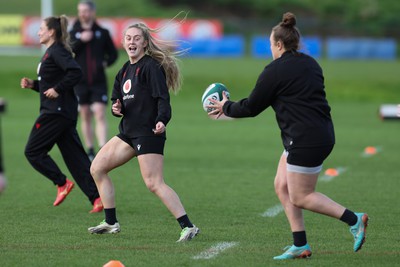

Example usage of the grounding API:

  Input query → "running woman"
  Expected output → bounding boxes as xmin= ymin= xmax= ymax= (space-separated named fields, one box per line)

xmin=20 ymin=15 xmax=103 ymax=213
xmin=208 ymin=12 xmax=368 ymax=259
xmin=88 ymin=22 xmax=199 ymax=242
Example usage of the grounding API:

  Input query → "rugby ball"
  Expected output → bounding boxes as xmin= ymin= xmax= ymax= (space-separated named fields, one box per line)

xmin=201 ymin=83 xmax=230 ymax=113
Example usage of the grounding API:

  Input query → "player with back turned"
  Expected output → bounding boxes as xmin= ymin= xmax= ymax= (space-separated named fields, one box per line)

xmin=208 ymin=12 xmax=368 ymax=260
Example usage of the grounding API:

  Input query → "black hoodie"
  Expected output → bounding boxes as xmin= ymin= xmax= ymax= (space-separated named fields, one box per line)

xmin=32 ymin=42 xmax=82 ymax=120
xmin=223 ymin=51 xmax=335 ymax=150
xmin=70 ymin=20 xmax=118 ymax=87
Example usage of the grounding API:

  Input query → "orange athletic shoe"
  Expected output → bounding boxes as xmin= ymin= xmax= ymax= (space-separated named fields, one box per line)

xmin=89 ymin=197 xmax=104 ymax=213
xmin=53 ymin=179 xmax=74 ymax=206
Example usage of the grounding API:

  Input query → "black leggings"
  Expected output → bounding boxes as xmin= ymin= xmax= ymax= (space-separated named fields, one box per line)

xmin=25 ymin=114 xmax=99 ymax=203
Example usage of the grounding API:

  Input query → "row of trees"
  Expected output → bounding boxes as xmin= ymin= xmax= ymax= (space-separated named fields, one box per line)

xmin=2 ymin=0 xmax=397 ymax=38
xmin=155 ymin=0 xmax=400 ymax=37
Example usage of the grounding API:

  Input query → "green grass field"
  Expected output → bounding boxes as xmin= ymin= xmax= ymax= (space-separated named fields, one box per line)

xmin=0 ymin=53 xmax=399 ymax=266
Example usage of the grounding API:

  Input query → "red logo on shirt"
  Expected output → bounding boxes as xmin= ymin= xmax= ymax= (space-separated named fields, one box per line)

xmin=123 ymin=79 xmax=132 ymax=94
xmin=42 ymin=52 xmax=49 ymax=61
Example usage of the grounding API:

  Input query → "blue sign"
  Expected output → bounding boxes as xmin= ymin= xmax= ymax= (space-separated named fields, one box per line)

xmin=251 ymin=36 xmax=322 ymax=58
xmin=327 ymin=38 xmax=396 ymax=60
xmin=179 ymin=35 xmax=245 ymax=57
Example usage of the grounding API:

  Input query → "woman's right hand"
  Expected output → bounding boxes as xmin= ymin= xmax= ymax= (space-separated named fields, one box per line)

xmin=207 ymin=90 xmax=229 ymax=119
xmin=20 ymin=77 xmax=33 ymax=89
xmin=112 ymin=99 xmax=123 ymax=116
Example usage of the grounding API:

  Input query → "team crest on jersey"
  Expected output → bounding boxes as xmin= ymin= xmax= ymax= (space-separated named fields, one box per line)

xmin=123 ymin=79 xmax=132 ymax=93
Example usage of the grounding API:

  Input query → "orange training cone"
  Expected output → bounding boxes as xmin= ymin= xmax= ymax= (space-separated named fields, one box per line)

xmin=324 ymin=168 xmax=339 ymax=177
xmin=364 ymin=146 xmax=377 ymax=155
xmin=103 ymin=260 xmax=125 ymax=267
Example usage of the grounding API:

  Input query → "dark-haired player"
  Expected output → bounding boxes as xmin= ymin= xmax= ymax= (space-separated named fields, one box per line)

xmin=20 ymin=15 xmax=103 ymax=213
xmin=208 ymin=12 xmax=368 ymax=259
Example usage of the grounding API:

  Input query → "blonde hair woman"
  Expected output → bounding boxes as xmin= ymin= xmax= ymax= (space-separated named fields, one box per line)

xmin=88 ymin=22 xmax=199 ymax=242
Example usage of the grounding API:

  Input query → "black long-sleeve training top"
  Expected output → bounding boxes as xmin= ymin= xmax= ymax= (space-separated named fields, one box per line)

xmin=32 ymin=42 xmax=82 ymax=120
xmin=111 ymin=55 xmax=171 ymax=138
xmin=70 ymin=21 xmax=118 ymax=87
xmin=223 ymin=51 xmax=335 ymax=149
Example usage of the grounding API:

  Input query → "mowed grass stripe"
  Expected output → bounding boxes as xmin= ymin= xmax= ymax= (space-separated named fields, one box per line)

xmin=1 ymin=55 xmax=400 ymax=266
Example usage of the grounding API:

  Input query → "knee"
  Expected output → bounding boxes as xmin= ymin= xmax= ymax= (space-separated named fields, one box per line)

xmin=288 ymin=193 xmax=306 ymax=209
xmin=144 ymin=178 xmax=163 ymax=194
xmin=274 ymin=176 xmax=286 ymax=197
xmin=90 ymin=160 xmax=106 ymax=181
xmin=93 ymin=109 xmax=106 ymax=122
xmin=96 ymin=113 xmax=106 ymax=122
xmin=24 ymin=148 xmax=32 ymax=161
xmin=24 ymin=147 xmax=39 ymax=163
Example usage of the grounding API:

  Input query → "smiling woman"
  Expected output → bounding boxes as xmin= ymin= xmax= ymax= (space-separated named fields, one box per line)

xmin=18 ymin=15 xmax=103 ymax=212
xmin=88 ymin=20 xmax=200 ymax=242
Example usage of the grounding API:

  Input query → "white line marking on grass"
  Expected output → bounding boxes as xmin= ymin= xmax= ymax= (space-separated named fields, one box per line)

xmin=192 ymin=242 xmax=238 ymax=260
xmin=260 ymin=204 xmax=284 ymax=217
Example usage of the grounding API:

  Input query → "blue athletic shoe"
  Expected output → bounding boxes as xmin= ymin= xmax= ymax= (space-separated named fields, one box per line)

xmin=273 ymin=244 xmax=312 ymax=260
xmin=350 ymin=212 xmax=369 ymax=252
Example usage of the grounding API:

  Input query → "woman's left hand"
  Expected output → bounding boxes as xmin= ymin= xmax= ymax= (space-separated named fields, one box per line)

xmin=43 ymin=88 xmax=59 ymax=99
xmin=153 ymin=121 xmax=166 ymax=135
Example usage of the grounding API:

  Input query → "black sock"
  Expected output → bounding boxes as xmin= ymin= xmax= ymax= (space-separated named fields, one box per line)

xmin=88 ymin=147 xmax=95 ymax=155
xmin=340 ymin=209 xmax=358 ymax=226
xmin=293 ymin=231 xmax=307 ymax=247
xmin=177 ymin=214 xmax=193 ymax=229
xmin=104 ymin=208 xmax=118 ymax=225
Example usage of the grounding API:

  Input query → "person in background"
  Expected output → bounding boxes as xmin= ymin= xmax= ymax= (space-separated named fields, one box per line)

xmin=207 ymin=12 xmax=368 ymax=259
xmin=88 ymin=21 xmax=199 ymax=242
xmin=70 ymin=0 xmax=118 ymax=161
xmin=0 ymin=98 xmax=6 ymax=194
xmin=20 ymin=15 xmax=103 ymax=213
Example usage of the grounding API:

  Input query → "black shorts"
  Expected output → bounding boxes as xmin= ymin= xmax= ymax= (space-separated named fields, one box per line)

xmin=74 ymin=84 xmax=108 ymax=105
xmin=117 ymin=134 xmax=166 ymax=155
xmin=286 ymin=145 xmax=334 ymax=167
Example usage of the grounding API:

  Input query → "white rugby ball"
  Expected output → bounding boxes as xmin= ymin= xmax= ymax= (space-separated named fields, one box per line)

xmin=201 ymin=83 xmax=230 ymax=113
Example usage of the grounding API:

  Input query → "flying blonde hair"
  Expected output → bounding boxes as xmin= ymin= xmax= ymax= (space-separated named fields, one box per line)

xmin=124 ymin=13 xmax=188 ymax=93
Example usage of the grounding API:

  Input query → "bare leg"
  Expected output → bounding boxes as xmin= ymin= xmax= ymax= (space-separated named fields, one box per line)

xmin=274 ymin=153 xmax=305 ymax=232
xmin=79 ymin=104 xmax=93 ymax=150
xmin=91 ymin=102 xmax=107 ymax=148
xmin=138 ymin=154 xmax=186 ymax=218
xmin=286 ymin=171 xmax=346 ymax=219
xmin=275 ymin=152 xmax=346 ymax=231
xmin=90 ymin=137 xmax=135 ymax=208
